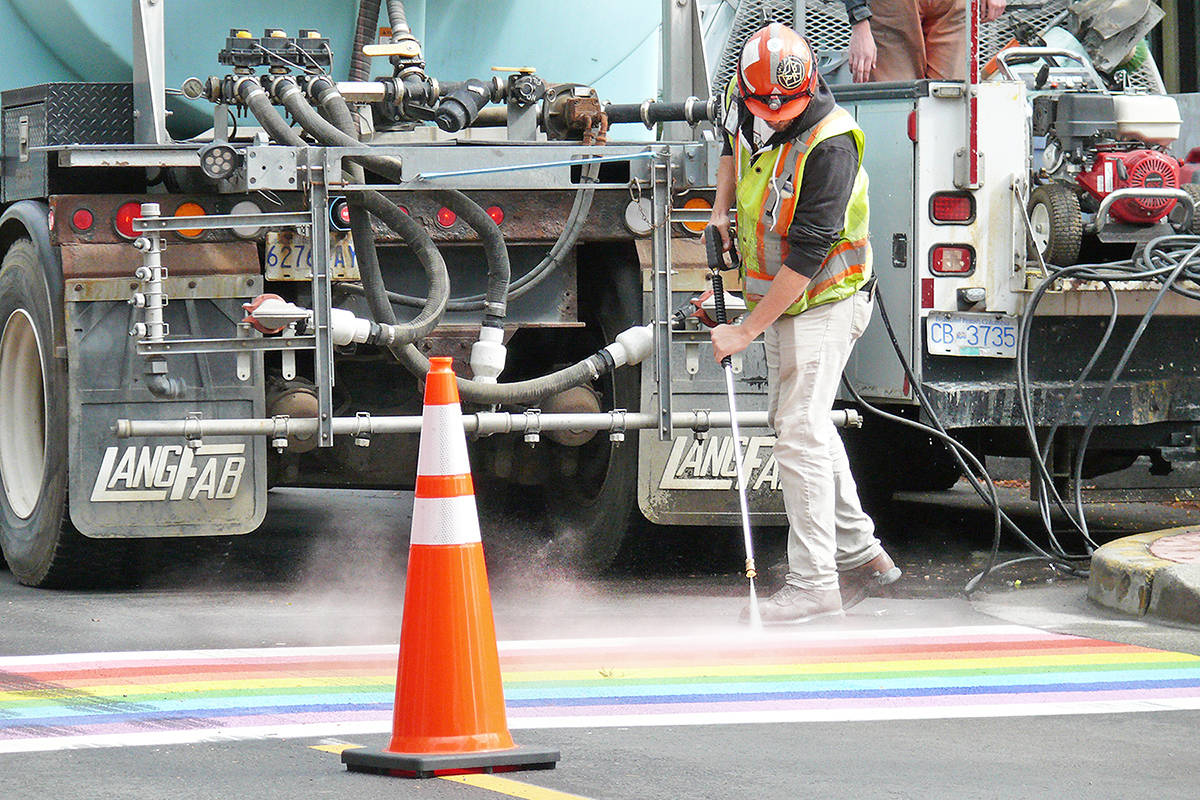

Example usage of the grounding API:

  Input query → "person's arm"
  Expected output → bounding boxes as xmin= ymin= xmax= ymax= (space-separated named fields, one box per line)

xmin=710 ymin=135 xmax=860 ymax=362
xmin=844 ymin=0 xmax=876 ymax=82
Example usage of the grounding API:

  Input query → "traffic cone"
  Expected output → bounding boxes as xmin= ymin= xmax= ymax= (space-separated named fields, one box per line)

xmin=342 ymin=356 xmax=559 ymax=779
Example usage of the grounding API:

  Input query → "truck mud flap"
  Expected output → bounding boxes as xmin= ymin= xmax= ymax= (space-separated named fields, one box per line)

xmin=637 ymin=333 xmax=785 ymax=525
xmin=66 ymin=293 xmax=267 ymax=538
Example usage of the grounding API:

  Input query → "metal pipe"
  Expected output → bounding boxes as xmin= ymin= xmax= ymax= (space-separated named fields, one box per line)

xmin=114 ymin=409 xmax=862 ymax=440
xmin=1095 ymin=188 xmax=1195 ymax=233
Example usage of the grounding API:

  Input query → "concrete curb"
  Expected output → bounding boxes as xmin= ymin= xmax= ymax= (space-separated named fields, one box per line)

xmin=1089 ymin=526 xmax=1200 ymax=624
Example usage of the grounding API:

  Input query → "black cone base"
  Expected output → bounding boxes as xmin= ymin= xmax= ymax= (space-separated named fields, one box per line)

xmin=342 ymin=744 xmax=560 ymax=779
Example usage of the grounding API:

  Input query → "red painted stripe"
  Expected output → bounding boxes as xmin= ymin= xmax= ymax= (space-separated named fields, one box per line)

xmin=415 ymin=473 xmax=474 ymax=498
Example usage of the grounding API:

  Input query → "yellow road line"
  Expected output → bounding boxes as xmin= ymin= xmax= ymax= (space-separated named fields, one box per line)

xmin=441 ymin=773 xmax=592 ymax=799
xmin=308 ymin=743 xmax=363 ymax=754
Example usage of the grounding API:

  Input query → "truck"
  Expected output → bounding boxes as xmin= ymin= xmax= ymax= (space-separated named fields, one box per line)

xmin=1 ymin=0 xmax=1198 ymax=589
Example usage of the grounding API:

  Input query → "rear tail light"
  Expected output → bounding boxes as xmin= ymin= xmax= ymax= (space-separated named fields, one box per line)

xmin=329 ymin=197 xmax=352 ymax=231
xmin=930 ymin=245 xmax=974 ymax=275
xmin=485 ymin=205 xmax=504 ymax=225
xmin=680 ymin=197 xmax=713 ymax=234
xmin=435 ymin=207 xmax=457 ymax=228
xmin=230 ymin=200 xmax=264 ymax=239
xmin=930 ymin=193 xmax=975 ymax=224
xmin=174 ymin=202 xmax=207 ymax=239
xmin=114 ymin=201 xmax=143 ymax=239
xmin=71 ymin=208 xmax=94 ymax=233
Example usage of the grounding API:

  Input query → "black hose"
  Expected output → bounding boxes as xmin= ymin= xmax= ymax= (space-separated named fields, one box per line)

xmin=386 ymin=0 xmax=410 ymax=35
xmin=238 ymin=80 xmax=303 ymax=146
xmin=296 ymin=80 xmax=618 ymax=404
xmin=350 ymin=0 xmax=381 ymax=82
xmin=303 ymin=77 xmax=511 ymax=322
xmin=339 ymin=159 xmax=598 ymax=312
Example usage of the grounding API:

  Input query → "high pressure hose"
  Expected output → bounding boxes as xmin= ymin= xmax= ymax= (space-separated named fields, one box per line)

xmin=349 ymin=0 xmax=381 ymax=82
xmin=302 ymin=77 xmax=512 ymax=323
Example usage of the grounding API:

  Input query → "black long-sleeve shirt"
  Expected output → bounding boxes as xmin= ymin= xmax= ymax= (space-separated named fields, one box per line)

xmin=722 ymin=77 xmax=860 ymax=279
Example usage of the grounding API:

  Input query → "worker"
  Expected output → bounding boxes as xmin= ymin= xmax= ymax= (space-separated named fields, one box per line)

xmin=708 ymin=23 xmax=899 ymax=624
xmin=843 ymin=0 xmax=1007 ymax=83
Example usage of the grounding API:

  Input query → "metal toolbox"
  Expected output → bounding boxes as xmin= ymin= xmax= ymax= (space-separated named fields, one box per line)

xmin=2 ymin=82 xmax=133 ymax=202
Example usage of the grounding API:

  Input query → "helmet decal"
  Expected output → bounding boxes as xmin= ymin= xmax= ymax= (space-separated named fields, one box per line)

xmin=776 ymin=54 xmax=807 ymax=92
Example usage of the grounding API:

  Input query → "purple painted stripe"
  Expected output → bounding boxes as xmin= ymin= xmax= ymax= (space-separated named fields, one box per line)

xmin=507 ymin=685 xmax=1200 ymax=717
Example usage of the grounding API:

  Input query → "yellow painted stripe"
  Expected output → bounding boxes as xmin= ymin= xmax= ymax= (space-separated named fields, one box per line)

xmin=2 ymin=651 xmax=1194 ymax=702
xmin=441 ymin=773 xmax=592 ymax=800
xmin=309 ymin=743 xmax=363 ymax=754
xmin=502 ymin=651 xmax=1198 ymax=682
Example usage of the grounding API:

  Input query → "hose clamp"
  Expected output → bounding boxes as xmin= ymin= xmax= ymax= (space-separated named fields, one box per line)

xmin=610 ymin=408 xmax=627 ymax=444
xmin=271 ymin=415 xmax=291 ymax=452
xmin=640 ymin=99 xmax=653 ymax=129
xmin=523 ymin=409 xmax=541 ymax=445
xmin=184 ymin=412 xmax=204 ymax=449
xmin=354 ymin=411 xmax=372 ymax=447
xmin=692 ymin=408 xmax=710 ymax=441
xmin=683 ymin=96 xmax=700 ymax=126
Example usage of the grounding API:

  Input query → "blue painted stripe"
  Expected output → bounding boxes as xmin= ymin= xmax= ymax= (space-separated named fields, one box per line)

xmin=502 ymin=668 xmax=1200 ymax=700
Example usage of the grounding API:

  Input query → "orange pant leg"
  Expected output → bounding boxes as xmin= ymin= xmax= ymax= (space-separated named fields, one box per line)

xmin=867 ymin=0 xmax=925 ymax=82
xmin=919 ymin=0 xmax=966 ymax=80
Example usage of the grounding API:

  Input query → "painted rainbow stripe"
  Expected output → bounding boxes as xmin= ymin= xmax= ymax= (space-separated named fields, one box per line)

xmin=2 ymin=624 xmax=1200 ymax=753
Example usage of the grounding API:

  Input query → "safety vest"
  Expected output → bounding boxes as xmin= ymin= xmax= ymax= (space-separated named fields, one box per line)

xmin=725 ymin=81 xmax=872 ymax=315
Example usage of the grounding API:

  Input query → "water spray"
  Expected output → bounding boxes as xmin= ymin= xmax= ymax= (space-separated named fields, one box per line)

xmin=704 ymin=226 xmax=761 ymax=629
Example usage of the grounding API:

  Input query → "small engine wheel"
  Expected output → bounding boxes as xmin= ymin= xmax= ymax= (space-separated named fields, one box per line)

xmin=1027 ymin=184 xmax=1083 ymax=267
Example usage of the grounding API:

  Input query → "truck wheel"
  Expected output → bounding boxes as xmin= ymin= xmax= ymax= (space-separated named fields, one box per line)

xmin=0 ymin=239 xmax=124 ymax=587
xmin=1027 ymin=184 xmax=1082 ymax=267
xmin=541 ymin=245 xmax=642 ymax=575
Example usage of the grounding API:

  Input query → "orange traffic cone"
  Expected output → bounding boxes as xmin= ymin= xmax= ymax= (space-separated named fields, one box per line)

xmin=342 ymin=356 xmax=559 ymax=779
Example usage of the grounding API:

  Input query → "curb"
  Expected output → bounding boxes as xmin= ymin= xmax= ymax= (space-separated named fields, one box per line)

xmin=1088 ymin=527 xmax=1200 ymax=625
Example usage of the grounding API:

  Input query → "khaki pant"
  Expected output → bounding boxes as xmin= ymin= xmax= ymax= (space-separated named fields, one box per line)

xmin=870 ymin=0 xmax=966 ymax=82
xmin=765 ymin=292 xmax=882 ymax=590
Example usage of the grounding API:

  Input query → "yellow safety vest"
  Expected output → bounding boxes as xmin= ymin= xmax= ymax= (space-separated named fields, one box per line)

xmin=725 ymin=80 xmax=872 ymax=315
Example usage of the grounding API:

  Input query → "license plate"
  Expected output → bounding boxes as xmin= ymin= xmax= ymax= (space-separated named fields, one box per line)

xmin=264 ymin=232 xmax=359 ymax=281
xmin=925 ymin=312 xmax=1018 ymax=358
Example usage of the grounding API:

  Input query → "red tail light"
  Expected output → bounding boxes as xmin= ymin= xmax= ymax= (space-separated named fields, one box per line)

xmin=930 ymin=193 xmax=974 ymax=224
xmin=435 ymin=207 xmax=457 ymax=228
xmin=114 ymin=201 xmax=143 ymax=239
xmin=485 ymin=205 xmax=504 ymax=225
xmin=930 ymin=245 xmax=974 ymax=275
xmin=71 ymin=208 xmax=94 ymax=232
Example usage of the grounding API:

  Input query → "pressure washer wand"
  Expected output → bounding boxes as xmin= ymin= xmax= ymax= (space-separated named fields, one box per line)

xmin=705 ymin=225 xmax=761 ymax=629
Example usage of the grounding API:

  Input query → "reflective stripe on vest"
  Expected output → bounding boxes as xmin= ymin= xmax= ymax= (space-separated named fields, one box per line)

xmin=725 ymin=80 xmax=871 ymax=316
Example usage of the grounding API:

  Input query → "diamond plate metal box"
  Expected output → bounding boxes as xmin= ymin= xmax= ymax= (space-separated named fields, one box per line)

xmin=2 ymin=82 xmax=133 ymax=202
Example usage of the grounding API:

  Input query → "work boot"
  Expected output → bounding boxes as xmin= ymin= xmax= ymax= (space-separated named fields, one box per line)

xmin=838 ymin=551 xmax=902 ymax=610
xmin=741 ymin=584 xmax=843 ymax=625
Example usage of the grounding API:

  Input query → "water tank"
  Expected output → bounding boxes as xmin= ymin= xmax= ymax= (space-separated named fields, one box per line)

xmin=0 ymin=0 xmax=661 ymax=138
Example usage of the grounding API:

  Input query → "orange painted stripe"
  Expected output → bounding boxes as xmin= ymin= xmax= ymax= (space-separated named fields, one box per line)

xmin=415 ymin=473 xmax=475 ymax=498
xmin=746 ymin=267 xmax=772 ymax=281
xmin=424 ymin=357 xmax=461 ymax=406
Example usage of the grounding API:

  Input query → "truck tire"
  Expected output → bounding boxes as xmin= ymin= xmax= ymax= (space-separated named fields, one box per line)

xmin=1027 ymin=184 xmax=1082 ymax=267
xmin=541 ymin=245 xmax=642 ymax=575
xmin=0 ymin=239 xmax=125 ymax=587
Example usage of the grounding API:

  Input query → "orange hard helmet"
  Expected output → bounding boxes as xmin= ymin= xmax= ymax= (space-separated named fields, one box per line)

xmin=737 ymin=23 xmax=816 ymax=123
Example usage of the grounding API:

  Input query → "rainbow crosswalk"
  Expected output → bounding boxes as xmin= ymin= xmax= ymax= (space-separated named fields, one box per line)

xmin=3 ymin=624 xmax=1200 ymax=753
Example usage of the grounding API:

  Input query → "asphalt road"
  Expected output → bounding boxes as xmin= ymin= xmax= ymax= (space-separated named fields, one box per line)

xmin=3 ymin=480 xmax=1200 ymax=800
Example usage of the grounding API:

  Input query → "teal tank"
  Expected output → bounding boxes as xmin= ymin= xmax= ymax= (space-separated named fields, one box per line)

xmin=0 ymin=0 xmax=661 ymax=138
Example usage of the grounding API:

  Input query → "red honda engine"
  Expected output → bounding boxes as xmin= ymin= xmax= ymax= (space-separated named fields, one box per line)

xmin=1076 ymin=149 xmax=1181 ymax=223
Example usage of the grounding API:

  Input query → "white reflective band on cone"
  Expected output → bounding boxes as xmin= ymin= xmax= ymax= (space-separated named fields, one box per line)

xmin=416 ymin=403 xmax=472 ymax=477
xmin=410 ymin=496 xmax=483 ymax=545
